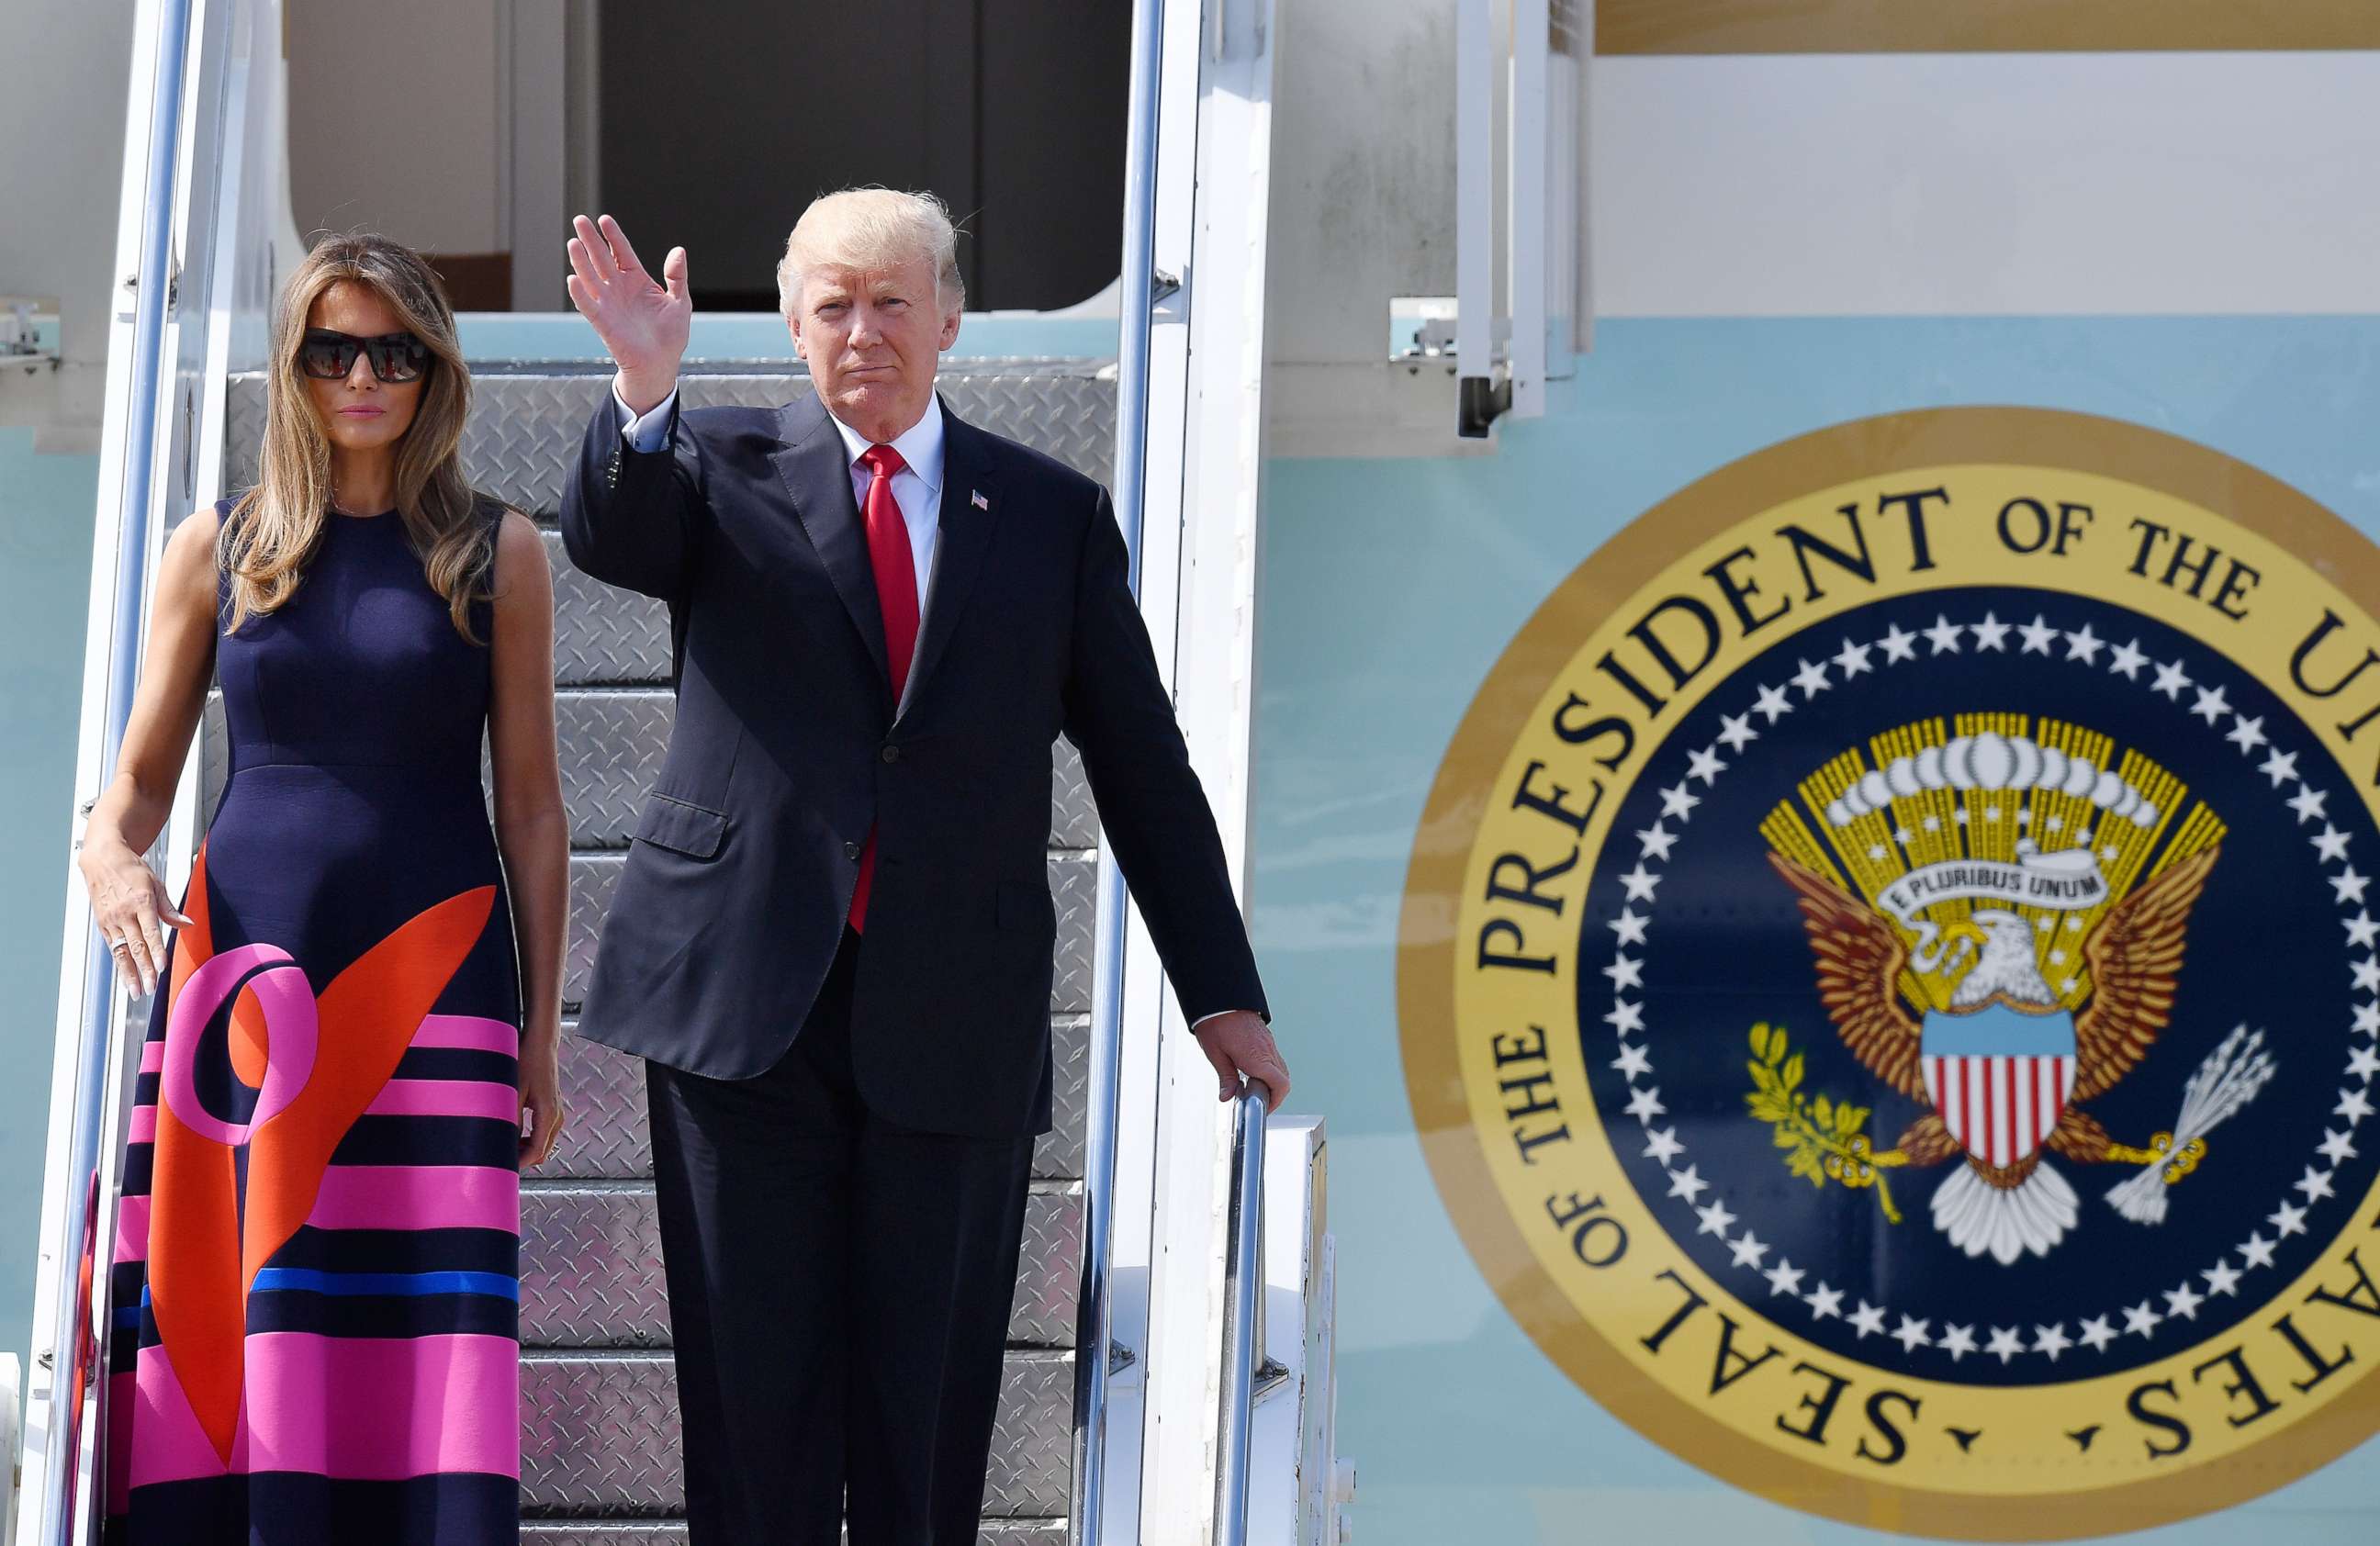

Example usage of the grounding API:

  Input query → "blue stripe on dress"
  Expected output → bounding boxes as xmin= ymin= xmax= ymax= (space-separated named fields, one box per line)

xmin=248 ymin=1268 xmax=520 ymax=1301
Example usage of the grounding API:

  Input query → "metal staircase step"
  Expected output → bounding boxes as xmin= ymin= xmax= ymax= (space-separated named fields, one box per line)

xmin=546 ymin=1017 xmax=1092 ymax=1184
xmin=226 ymin=367 xmax=1117 ymax=521
xmin=212 ymin=364 xmax=1115 ymax=1539
xmin=522 ymin=1350 xmax=1074 ymax=1519
xmin=544 ymin=1037 xmax=653 ymax=1180
xmin=547 ymin=530 xmax=673 ymax=684
xmin=520 ymin=1521 xmax=1067 ymax=1544
xmin=520 ymin=1183 xmax=1084 ymax=1350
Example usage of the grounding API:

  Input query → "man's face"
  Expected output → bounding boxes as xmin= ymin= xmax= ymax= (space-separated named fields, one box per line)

xmin=788 ymin=253 xmax=962 ymax=441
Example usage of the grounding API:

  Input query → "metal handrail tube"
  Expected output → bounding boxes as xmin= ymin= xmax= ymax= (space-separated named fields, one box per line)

xmin=35 ymin=3 xmax=197 ymax=1541
xmin=1071 ymin=0 xmax=1167 ymax=1539
xmin=1215 ymin=1077 xmax=1271 ymax=1546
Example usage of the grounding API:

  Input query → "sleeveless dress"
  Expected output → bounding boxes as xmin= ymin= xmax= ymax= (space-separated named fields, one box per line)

xmin=104 ymin=502 xmax=522 ymax=1545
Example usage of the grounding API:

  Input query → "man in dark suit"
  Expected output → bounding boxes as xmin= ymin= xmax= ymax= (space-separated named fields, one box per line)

xmin=557 ymin=192 xmax=1290 ymax=1545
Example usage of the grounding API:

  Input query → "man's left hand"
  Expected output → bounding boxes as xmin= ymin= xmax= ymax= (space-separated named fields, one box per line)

xmin=1193 ymin=1011 xmax=1290 ymax=1113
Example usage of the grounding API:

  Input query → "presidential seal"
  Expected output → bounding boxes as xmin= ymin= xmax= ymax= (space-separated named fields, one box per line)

xmin=1400 ymin=408 xmax=2380 ymax=1538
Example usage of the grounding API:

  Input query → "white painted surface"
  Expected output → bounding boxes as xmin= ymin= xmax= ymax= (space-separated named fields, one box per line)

xmin=1265 ymin=0 xmax=1465 ymax=367
xmin=1590 ymin=51 xmax=2380 ymax=317
xmin=1506 ymin=0 xmax=1546 ymax=416
xmin=1118 ymin=0 xmax=1214 ymax=1538
xmin=1139 ymin=0 xmax=1295 ymax=1538
xmin=1265 ymin=29 xmax=2380 ymax=454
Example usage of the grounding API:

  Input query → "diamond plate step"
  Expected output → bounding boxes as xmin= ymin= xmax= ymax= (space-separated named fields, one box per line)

xmin=1048 ymin=740 xmax=1096 ymax=850
xmin=522 ymin=1350 xmax=1073 ymax=1519
xmin=226 ymin=367 xmax=1117 ymax=519
xmin=221 ymin=362 xmax=1113 ymax=1539
xmin=556 ymin=692 xmax=674 ymax=846
xmin=548 ymin=531 xmax=673 ymax=686
xmin=521 ymin=1184 xmax=1083 ymax=1350
xmin=545 ymin=1034 xmax=651 ymax=1180
xmin=565 ymin=852 xmax=1098 ymax=1014
xmin=545 ymin=1014 xmax=1091 ymax=1183
xmin=521 ymin=1523 xmax=1065 ymax=1544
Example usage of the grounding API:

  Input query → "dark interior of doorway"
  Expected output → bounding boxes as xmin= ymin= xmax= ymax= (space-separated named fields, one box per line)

xmin=598 ymin=0 xmax=1130 ymax=314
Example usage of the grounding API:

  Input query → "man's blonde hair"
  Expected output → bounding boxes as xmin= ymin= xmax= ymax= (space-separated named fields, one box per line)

xmin=776 ymin=188 xmax=965 ymax=319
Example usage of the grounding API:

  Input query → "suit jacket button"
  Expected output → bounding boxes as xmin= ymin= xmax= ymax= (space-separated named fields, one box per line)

xmin=844 ymin=840 xmax=862 ymax=861
xmin=880 ymin=745 xmax=902 ymax=764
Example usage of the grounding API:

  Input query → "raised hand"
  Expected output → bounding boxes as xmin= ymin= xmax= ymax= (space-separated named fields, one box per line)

xmin=566 ymin=214 xmax=690 ymax=413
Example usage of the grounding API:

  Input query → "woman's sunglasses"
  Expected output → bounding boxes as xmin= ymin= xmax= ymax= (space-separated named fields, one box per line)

xmin=299 ymin=328 xmax=432 ymax=384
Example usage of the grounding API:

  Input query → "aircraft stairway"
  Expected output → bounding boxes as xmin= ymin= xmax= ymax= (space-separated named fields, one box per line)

xmin=206 ymin=362 xmax=1120 ymax=1544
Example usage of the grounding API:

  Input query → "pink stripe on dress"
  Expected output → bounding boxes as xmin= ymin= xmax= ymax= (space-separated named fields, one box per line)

xmin=140 ymin=1040 xmax=164 ymax=1074
xmin=409 ymin=1014 xmax=520 ymax=1057
xmin=128 ymin=1105 xmax=156 ymax=1144
xmin=126 ymin=1343 xmax=236 ymax=1489
xmin=364 ymin=1079 xmax=520 ymax=1122
xmin=241 ymin=1332 xmax=521 ymax=1480
xmin=124 ymin=1334 xmax=520 ymax=1484
xmin=306 ymin=1166 xmax=520 ymax=1234
xmin=116 ymin=1194 xmax=152 ymax=1264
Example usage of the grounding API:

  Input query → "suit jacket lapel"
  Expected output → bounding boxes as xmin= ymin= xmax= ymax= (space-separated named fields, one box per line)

xmin=902 ymin=398 xmax=997 ymax=718
xmin=770 ymin=394 xmax=891 ymax=693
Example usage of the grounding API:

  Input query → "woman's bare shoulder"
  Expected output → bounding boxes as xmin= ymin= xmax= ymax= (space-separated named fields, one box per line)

xmin=158 ymin=504 xmax=227 ymax=591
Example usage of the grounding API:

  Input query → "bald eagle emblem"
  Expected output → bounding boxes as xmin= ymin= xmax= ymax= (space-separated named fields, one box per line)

xmin=1759 ymin=720 xmax=2274 ymax=1264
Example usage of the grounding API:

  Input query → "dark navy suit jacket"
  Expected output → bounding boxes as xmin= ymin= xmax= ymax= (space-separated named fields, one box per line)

xmin=559 ymin=389 xmax=1267 ymax=1137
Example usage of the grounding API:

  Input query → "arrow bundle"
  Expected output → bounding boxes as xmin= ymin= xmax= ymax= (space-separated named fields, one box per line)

xmin=2105 ymin=1025 xmax=2276 ymax=1226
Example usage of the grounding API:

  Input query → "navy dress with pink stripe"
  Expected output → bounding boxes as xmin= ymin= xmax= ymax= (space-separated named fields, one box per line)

xmin=105 ymin=501 xmax=522 ymax=1545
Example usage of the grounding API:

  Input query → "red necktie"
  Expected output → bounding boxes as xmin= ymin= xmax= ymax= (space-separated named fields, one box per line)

xmin=848 ymin=443 xmax=917 ymax=932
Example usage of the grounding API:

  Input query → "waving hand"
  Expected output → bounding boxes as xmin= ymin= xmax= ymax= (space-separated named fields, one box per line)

xmin=566 ymin=214 xmax=690 ymax=414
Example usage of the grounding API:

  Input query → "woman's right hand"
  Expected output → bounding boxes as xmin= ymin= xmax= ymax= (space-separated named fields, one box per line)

xmin=79 ymin=840 xmax=194 ymax=999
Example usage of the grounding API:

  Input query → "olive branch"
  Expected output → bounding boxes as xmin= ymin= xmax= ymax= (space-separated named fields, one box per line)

xmin=1744 ymin=1023 xmax=1902 ymax=1225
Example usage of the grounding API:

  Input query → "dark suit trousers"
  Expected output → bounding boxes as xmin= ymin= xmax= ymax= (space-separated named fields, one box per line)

xmin=645 ymin=931 xmax=1036 ymax=1544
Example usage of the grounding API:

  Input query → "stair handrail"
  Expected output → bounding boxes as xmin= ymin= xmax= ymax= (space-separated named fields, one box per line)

xmin=1072 ymin=0 xmax=1168 ymax=1538
xmin=1215 ymin=1077 xmax=1271 ymax=1545
xmin=27 ymin=2 xmax=198 ymax=1541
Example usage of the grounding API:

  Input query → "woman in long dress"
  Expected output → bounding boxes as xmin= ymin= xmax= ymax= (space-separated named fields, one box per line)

xmin=78 ymin=232 xmax=567 ymax=1544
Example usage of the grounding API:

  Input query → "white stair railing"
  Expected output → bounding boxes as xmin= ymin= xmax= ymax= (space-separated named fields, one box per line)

xmin=21 ymin=6 xmax=198 ymax=1540
xmin=1072 ymin=0 xmax=1172 ymax=1536
xmin=19 ymin=4 xmax=282 ymax=1540
xmin=1215 ymin=1081 xmax=1271 ymax=1542
xmin=5 ymin=1351 xmax=22 ymax=1546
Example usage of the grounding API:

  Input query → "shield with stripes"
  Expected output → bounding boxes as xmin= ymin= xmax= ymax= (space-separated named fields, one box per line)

xmin=1919 ymin=1001 xmax=2078 ymax=1168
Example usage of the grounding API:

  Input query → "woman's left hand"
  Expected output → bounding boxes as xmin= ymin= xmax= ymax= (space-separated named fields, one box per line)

xmin=519 ymin=1025 xmax=565 ymax=1169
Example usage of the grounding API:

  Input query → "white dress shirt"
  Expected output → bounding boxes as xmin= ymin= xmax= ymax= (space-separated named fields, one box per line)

xmin=615 ymin=381 xmax=944 ymax=617
xmin=616 ymin=380 xmax=1252 ymax=1036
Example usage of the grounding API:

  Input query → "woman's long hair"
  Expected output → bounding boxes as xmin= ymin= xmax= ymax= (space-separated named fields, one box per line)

xmin=222 ymin=233 xmax=492 ymax=640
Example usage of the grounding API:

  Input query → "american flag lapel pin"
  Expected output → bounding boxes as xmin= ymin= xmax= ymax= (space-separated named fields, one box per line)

xmin=971 ymin=489 xmax=989 ymax=511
